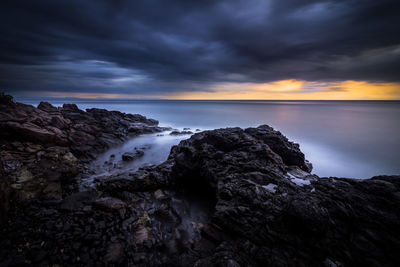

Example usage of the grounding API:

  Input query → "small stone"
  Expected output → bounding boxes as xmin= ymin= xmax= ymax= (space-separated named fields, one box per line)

xmin=121 ymin=150 xmax=144 ymax=161
xmin=134 ymin=226 xmax=151 ymax=244
xmin=104 ymin=242 xmax=125 ymax=263
xmin=92 ymin=197 xmax=127 ymax=211
xmin=153 ymin=189 xmax=165 ymax=200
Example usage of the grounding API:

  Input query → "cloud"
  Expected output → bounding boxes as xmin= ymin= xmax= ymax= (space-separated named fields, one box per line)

xmin=0 ymin=0 xmax=399 ymax=98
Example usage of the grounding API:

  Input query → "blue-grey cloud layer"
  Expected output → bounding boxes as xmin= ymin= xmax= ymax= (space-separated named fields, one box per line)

xmin=1 ymin=0 xmax=399 ymax=96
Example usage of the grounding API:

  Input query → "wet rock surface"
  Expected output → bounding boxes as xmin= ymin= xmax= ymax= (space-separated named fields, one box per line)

xmin=122 ymin=149 xmax=145 ymax=161
xmin=170 ymin=130 xmax=194 ymax=135
xmin=0 ymin=99 xmax=165 ymax=205
xmin=1 ymin=97 xmax=399 ymax=266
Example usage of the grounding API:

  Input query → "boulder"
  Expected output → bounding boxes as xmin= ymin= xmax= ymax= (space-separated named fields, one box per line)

xmin=62 ymin=103 xmax=81 ymax=112
xmin=37 ymin=101 xmax=58 ymax=112
xmin=121 ymin=149 xmax=144 ymax=161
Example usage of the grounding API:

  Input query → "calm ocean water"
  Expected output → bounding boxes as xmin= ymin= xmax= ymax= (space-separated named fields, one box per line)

xmin=20 ymin=99 xmax=400 ymax=179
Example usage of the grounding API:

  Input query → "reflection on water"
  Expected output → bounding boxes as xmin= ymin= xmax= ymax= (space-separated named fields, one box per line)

xmin=23 ymin=99 xmax=400 ymax=179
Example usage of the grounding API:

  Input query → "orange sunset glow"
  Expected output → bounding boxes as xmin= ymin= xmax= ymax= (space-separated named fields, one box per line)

xmin=163 ymin=80 xmax=400 ymax=100
xmin=37 ymin=80 xmax=400 ymax=100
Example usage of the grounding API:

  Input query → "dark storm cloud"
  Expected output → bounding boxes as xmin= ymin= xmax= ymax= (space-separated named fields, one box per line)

xmin=0 ymin=0 xmax=399 ymax=96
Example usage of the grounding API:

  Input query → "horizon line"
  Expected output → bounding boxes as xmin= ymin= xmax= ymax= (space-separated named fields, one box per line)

xmin=14 ymin=97 xmax=400 ymax=102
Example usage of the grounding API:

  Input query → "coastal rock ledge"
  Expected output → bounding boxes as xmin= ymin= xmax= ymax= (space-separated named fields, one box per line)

xmin=0 ymin=97 xmax=167 ymax=202
xmin=1 ymin=97 xmax=399 ymax=266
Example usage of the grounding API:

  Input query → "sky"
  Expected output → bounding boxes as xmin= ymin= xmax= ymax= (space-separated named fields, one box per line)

xmin=1 ymin=0 xmax=400 ymax=100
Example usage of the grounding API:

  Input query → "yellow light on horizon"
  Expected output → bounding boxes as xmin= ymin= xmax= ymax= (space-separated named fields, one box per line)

xmin=161 ymin=80 xmax=400 ymax=100
xmin=31 ymin=80 xmax=400 ymax=100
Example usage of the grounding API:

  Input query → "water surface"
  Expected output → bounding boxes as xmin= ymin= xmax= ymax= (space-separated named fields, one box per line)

xmin=21 ymin=99 xmax=400 ymax=179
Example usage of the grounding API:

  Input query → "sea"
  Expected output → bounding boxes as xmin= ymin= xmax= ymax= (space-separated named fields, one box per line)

xmin=19 ymin=99 xmax=400 ymax=179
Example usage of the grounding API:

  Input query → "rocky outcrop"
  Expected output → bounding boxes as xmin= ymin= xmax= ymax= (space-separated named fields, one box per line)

xmin=164 ymin=128 xmax=400 ymax=266
xmin=0 ymin=98 xmax=399 ymax=266
xmin=245 ymin=125 xmax=312 ymax=172
xmin=0 ymin=101 xmax=163 ymax=158
xmin=98 ymin=127 xmax=400 ymax=266
xmin=1 ymin=145 xmax=78 ymax=200
xmin=0 ymin=99 xmax=165 ymax=206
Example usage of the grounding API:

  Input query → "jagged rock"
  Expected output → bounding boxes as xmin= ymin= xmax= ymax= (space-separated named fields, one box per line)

xmin=1 ymin=99 xmax=163 ymax=158
xmin=245 ymin=125 xmax=312 ymax=172
xmin=104 ymin=126 xmax=400 ymax=266
xmin=37 ymin=101 xmax=58 ymax=113
xmin=0 ymin=99 xmax=163 ymax=204
xmin=121 ymin=149 xmax=144 ymax=161
xmin=1 ymin=98 xmax=399 ymax=266
xmin=62 ymin=103 xmax=81 ymax=112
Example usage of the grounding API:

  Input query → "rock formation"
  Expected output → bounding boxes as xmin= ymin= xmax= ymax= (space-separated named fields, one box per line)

xmin=0 ymin=96 xmax=399 ymax=266
xmin=0 ymin=96 xmax=166 ymax=201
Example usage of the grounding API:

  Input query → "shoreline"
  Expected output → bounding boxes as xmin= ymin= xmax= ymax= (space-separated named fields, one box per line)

xmin=1 ymin=95 xmax=400 ymax=266
xmin=14 ymin=96 xmax=400 ymax=179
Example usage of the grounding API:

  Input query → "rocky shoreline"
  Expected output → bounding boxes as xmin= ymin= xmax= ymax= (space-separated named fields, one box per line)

xmin=1 ymin=95 xmax=399 ymax=266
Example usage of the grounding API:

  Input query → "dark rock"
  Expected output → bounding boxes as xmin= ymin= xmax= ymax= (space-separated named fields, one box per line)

xmin=170 ymin=130 xmax=193 ymax=135
xmin=0 ymin=92 xmax=14 ymax=104
xmin=37 ymin=101 xmax=58 ymax=113
xmin=62 ymin=103 xmax=81 ymax=112
xmin=245 ymin=125 xmax=312 ymax=172
xmin=0 ymin=162 xmax=9 ymax=225
xmin=105 ymin=242 xmax=125 ymax=263
xmin=3 ymin=121 xmax=63 ymax=144
xmin=60 ymin=190 xmax=99 ymax=211
xmin=121 ymin=149 xmax=144 ymax=161
xmin=102 ymin=126 xmax=400 ymax=266
xmin=0 ymin=97 xmax=163 ymax=207
xmin=153 ymin=189 xmax=165 ymax=200
xmin=92 ymin=197 xmax=127 ymax=211
xmin=1 ymin=97 xmax=399 ymax=267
